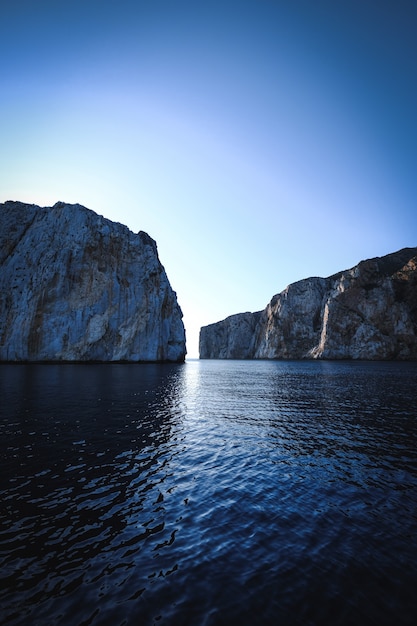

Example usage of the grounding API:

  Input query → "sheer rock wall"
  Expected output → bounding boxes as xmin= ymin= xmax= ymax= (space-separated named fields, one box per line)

xmin=199 ymin=248 xmax=417 ymax=360
xmin=0 ymin=201 xmax=186 ymax=362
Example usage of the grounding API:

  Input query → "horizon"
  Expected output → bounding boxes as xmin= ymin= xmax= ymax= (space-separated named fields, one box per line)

xmin=2 ymin=0 xmax=417 ymax=357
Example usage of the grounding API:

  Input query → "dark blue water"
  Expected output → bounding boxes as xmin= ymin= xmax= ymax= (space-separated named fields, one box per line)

xmin=1 ymin=360 xmax=417 ymax=625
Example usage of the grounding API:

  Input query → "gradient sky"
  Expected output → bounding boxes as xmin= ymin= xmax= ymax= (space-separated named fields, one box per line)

xmin=2 ymin=0 xmax=416 ymax=357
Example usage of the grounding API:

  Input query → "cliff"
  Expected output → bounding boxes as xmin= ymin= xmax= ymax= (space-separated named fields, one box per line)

xmin=0 ymin=201 xmax=186 ymax=362
xmin=199 ymin=247 xmax=417 ymax=360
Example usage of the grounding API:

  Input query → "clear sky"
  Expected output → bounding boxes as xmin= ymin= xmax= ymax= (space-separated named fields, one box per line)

xmin=1 ymin=0 xmax=416 ymax=357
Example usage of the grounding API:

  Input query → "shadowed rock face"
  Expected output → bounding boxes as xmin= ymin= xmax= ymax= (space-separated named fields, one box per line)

xmin=199 ymin=247 xmax=417 ymax=360
xmin=0 ymin=201 xmax=186 ymax=362
xmin=199 ymin=311 xmax=262 ymax=360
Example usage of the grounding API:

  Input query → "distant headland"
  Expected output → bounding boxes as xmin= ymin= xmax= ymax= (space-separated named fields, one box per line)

xmin=199 ymin=247 xmax=417 ymax=360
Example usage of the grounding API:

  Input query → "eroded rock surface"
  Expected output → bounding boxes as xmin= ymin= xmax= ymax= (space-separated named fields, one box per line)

xmin=199 ymin=248 xmax=417 ymax=360
xmin=0 ymin=201 xmax=186 ymax=362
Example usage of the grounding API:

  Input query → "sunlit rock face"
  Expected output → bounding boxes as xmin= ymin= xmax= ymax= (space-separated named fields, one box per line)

xmin=0 ymin=201 xmax=186 ymax=362
xmin=199 ymin=247 xmax=417 ymax=360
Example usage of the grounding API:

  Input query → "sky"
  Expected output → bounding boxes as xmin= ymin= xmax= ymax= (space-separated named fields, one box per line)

xmin=1 ymin=0 xmax=417 ymax=358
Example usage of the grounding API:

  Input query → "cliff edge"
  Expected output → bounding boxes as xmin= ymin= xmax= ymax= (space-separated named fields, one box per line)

xmin=0 ymin=201 xmax=186 ymax=362
xmin=199 ymin=247 xmax=417 ymax=360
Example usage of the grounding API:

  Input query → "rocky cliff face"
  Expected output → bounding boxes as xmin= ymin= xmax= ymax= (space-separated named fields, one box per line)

xmin=199 ymin=247 xmax=417 ymax=360
xmin=199 ymin=311 xmax=262 ymax=360
xmin=0 ymin=201 xmax=186 ymax=362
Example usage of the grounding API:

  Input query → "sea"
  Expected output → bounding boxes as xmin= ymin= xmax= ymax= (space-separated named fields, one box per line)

xmin=1 ymin=359 xmax=417 ymax=626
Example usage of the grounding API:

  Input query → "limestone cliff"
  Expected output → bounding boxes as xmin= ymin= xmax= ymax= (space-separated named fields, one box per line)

xmin=199 ymin=247 xmax=417 ymax=360
xmin=199 ymin=311 xmax=262 ymax=360
xmin=0 ymin=201 xmax=186 ymax=362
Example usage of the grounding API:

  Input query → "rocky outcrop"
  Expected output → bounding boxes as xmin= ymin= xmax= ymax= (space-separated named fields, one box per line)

xmin=199 ymin=311 xmax=262 ymax=359
xmin=199 ymin=247 xmax=417 ymax=360
xmin=0 ymin=201 xmax=186 ymax=362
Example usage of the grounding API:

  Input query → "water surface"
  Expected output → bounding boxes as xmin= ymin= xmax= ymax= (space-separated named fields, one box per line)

xmin=1 ymin=360 xmax=417 ymax=625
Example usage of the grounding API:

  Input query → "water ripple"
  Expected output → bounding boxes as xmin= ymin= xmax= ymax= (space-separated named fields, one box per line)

xmin=1 ymin=361 xmax=417 ymax=624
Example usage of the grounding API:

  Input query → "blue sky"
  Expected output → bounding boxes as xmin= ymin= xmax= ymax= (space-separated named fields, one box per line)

xmin=1 ymin=0 xmax=416 ymax=357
